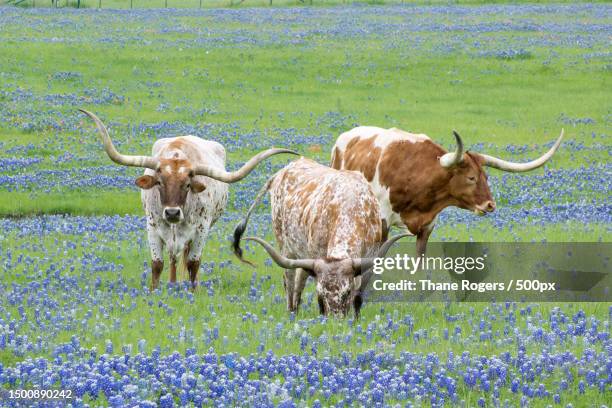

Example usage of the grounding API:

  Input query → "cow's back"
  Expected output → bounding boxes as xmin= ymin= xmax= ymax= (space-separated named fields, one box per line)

xmin=152 ymin=136 xmax=225 ymax=168
xmin=331 ymin=126 xmax=430 ymax=173
xmin=270 ymin=158 xmax=381 ymax=260
xmin=331 ymin=127 xmax=431 ymax=229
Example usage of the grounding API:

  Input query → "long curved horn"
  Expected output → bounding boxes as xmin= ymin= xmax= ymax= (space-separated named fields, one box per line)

xmin=352 ymin=233 xmax=412 ymax=274
xmin=193 ymin=148 xmax=298 ymax=183
xmin=244 ymin=237 xmax=316 ymax=271
xmin=439 ymin=130 xmax=464 ymax=168
xmin=479 ymin=129 xmax=564 ymax=172
xmin=79 ymin=109 xmax=159 ymax=170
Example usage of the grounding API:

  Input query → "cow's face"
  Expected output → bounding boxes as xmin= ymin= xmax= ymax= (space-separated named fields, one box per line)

xmin=135 ymin=158 xmax=206 ymax=223
xmin=312 ymin=259 xmax=357 ymax=317
xmin=448 ymin=152 xmax=496 ymax=215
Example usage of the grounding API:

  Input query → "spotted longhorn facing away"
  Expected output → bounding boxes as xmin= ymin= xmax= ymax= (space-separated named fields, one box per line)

xmin=232 ymin=158 xmax=410 ymax=317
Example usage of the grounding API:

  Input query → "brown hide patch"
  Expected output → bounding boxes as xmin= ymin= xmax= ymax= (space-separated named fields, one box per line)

xmin=453 ymin=151 xmax=494 ymax=209
xmin=378 ymin=140 xmax=451 ymax=234
xmin=342 ymin=136 xmax=381 ymax=182
xmin=272 ymin=159 xmax=382 ymax=263
xmin=271 ymin=169 xmax=292 ymax=244
xmin=164 ymin=137 xmax=207 ymax=162
xmin=348 ymin=192 xmax=382 ymax=251
xmin=378 ymin=140 xmax=494 ymax=235
xmin=167 ymin=139 xmax=186 ymax=150
xmin=296 ymin=181 xmax=319 ymax=227
xmin=365 ymin=196 xmax=382 ymax=242
xmin=190 ymin=180 xmax=206 ymax=193
xmin=135 ymin=175 xmax=158 ymax=190
xmin=330 ymin=147 xmax=343 ymax=170
xmin=467 ymin=151 xmax=486 ymax=166
xmin=159 ymin=158 xmax=192 ymax=175
xmin=324 ymin=178 xmax=381 ymax=260
xmin=157 ymin=158 xmax=194 ymax=207
xmin=324 ymin=201 xmax=341 ymax=252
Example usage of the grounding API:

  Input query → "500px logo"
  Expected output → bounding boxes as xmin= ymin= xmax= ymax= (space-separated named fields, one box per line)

xmin=372 ymin=254 xmax=487 ymax=275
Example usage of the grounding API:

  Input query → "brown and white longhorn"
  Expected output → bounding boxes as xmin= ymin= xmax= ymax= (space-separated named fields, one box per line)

xmin=331 ymin=126 xmax=563 ymax=254
xmin=80 ymin=109 xmax=297 ymax=290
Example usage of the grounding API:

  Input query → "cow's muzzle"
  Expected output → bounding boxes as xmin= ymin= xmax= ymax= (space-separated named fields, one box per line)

xmin=163 ymin=207 xmax=183 ymax=223
xmin=474 ymin=201 xmax=496 ymax=215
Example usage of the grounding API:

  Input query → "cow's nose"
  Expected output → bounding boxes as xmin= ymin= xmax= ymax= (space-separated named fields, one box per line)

xmin=484 ymin=201 xmax=496 ymax=212
xmin=164 ymin=208 xmax=182 ymax=222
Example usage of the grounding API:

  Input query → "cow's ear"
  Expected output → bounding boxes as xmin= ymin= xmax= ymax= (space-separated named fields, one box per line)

xmin=135 ymin=175 xmax=158 ymax=190
xmin=190 ymin=180 xmax=206 ymax=193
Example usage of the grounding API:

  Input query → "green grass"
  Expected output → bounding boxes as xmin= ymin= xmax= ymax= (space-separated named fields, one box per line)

xmin=1 ymin=28 xmax=609 ymax=152
xmin=14 ymin=47 xmax=608 ymax=136
xmin=0 ymin=191 xmax=142 ymax=216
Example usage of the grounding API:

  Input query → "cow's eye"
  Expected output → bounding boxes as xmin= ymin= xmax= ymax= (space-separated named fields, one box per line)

xmin=468 ymin=176 xmax=476 ymax=182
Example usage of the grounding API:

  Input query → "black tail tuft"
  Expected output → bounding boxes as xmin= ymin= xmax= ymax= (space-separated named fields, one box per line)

xmin=232 ymin=220 xmax=254 ymax=266
xmin=231 ymin=173 xmax=275 ymax=268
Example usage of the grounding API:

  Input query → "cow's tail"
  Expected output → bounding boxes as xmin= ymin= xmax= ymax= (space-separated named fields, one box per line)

xmin=232 ymin=175 xmax=275 ymax=266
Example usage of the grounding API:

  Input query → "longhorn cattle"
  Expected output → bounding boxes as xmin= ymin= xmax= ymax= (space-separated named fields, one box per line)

xmin=80 ymin=109 xmax=297 ymax=290
xmin=232 ymin=158 xmax=409 ymax=317
xmin=331 ymin=126 xmax=564 ymax=254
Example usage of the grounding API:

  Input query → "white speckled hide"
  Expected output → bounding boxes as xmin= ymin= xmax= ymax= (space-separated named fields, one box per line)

xmin=142 ymin=136 xmax=228 ymax=264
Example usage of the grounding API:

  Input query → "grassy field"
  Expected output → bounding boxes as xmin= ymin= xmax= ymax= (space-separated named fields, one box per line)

xmin=0 ymin=4 xmax=610 ymax=407
xmin=0 ymin=5 xmax=609 ymax=215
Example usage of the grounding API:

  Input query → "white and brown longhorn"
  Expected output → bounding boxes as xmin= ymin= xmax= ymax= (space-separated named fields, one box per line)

xmin=331 ymin=126 xmax=564 ymax=254
xmin=232 ymin=158 xmax=410 ymax=317
xmin=80 ymin=109 xmax=297 ymax=290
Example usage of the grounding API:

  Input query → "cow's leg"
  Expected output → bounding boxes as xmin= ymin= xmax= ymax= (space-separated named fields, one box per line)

xmin=151 ymin=260 xmax=163 ymax=290
xmin=292 ymin=268 xmax=309 ymax=312
xmin=186 ymin=259 xmax=200 ymax=291
xmin=283 ymin=269 xmax=297 ymax=312
xmin=353 ymin=271 xmax=371 ymax=319
xmin=148 ymin=230 xmax=164 ymax=290
xmin=317 ymin=295 xmax=325 ymax=315
xmin=169 ymin=256 xmax=177 ymax=283
xmin=186 ymin=227 xmax=208 ymax=291
xmin=353 ymin=293 xmax=363 ymax=319
xmin=381 ymin=219 xmax=389 ymax=243
xmin=416 ymin=223 xmax=435 ymax=257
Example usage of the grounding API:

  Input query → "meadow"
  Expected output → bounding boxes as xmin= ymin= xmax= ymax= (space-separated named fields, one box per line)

xmin=0 ymin=3 xmax=611 ymax=407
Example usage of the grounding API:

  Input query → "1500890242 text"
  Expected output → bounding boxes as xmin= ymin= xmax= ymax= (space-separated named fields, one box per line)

xmin=1 ymin=389 xmax=73 ymax=401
